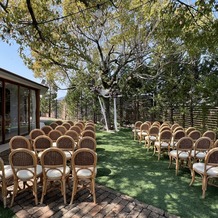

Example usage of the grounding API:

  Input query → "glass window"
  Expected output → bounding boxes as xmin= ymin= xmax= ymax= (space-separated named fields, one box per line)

xmin=5 ymin=82 xmax=18 ymax=140
xmin=20 ymin=86 xmax=29 ymax=135
xmin=30 ymin=90 xmax=36 ymax=130
xmin=0 ymin=81 xmax=2 ymax=143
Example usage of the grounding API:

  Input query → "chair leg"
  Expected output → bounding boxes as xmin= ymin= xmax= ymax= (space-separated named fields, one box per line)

xmin=168 ymin=155 xmax=172 ymax=168
xmin=189 ymin=169 xmax=195 ymax=186
xmin=62 ymin=180 xmax=66 ymax=204
xmin=33 ymin=179 xmax=38 ymax=205
xmin=202 ymin=175 xmax=207 ymax=199
xmin=158 ymin=148 xmax=161 ymax=161
xmin=40 ymin=179 xmax=47 ymax=204
xmin=176 ymin=159 xmax=179 ymax=175
xmin=91 ymin=179 xmax=96 ymax=204
xmin=2 ymin=180 xmax=7 ymax=208
xmin=70 ymin=178 xmax=78 ymax=205
xmin=10 ymin=179 xmax=18 ymax=207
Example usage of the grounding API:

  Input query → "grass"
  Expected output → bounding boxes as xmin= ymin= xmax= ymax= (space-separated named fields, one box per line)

xmin=96 ymin=128 xmax=218 ymax=218
xmin=0 ymin=205 xmax=16 ymax=217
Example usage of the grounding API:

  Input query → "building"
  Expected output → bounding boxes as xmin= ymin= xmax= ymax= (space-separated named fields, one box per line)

xmin=0 ymin=68 xmax=48 ymax=145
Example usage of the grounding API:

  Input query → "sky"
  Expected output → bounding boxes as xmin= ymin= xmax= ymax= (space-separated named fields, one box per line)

xmin=0 ymin=40 xmax=67 ymax=99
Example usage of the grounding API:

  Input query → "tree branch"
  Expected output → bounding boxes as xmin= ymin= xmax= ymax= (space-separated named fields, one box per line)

xmin=26 ymin=0 xmax=44 ymax=41
xmin=0 ymin=0 xmax=9 ymax=13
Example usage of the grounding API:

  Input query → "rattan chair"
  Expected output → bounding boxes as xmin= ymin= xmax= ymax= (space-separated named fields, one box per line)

xmin=81 ymin=130 xmax=96 ymax=140
xmin=137 ymin=122 xmax=150 ymax=143
xmin=154 ymin=130 xmax=172 ymax=160
xmin=55 ymin=125 xmax=67 ymax=135
xmin=48 ymin=129 xmax=62 ymax=142
xmin=62 ymin=122 xmax=71 ymax=130
xmin=65 ymin=130 xmax=80 ymax=145
xmin=40 ymin=147 xmax=70 ymax=204
xmin=0 ymin=157 xmax=13 ymax=208
xmin=56 ymin=120 xmax=63 ymax=125
xmin=29 ymin=129 xmax=45 ymax=146
xmin=172 ymin=126 xmax=184 ymax=133
xmin=191 ymin=137 xmax=213 ymax=164
xmin=75 ymin=122 xmax=84 ymax=131
xmin=190 ymin=147 xmax=218 ymax=198
xmin=159 ymin=125 xmax=171 ymax=133
xmin=188 ymin=130 xmax=201 ymax=144
xmin=70 ymin=126 xmax=82 ymax=135
xmin=144 ymin=126 xmax=159 ymax=151
xmin=132 ymin=121 xmax=143 ymax=140
xmin=49 ymin=122 xmax=58 ymax=130
xmin=185 ymin=127 xmax=196 ymax=135
xmin=29 ymin=129 xmax=45 ymax=140
xmin=171 ymin=123 xmax=180 ymax=132
xmin=78 ymin=136 xmax=97 ymax=151
xmin=33 ymin=135 xmax=53 ymax=160
xmin=84 ymin=125 xmax=96 ymax=132
xmin=214 ymin=139 xmax=218 ymax=148
xmin=67 ymin=120 xmax=74 ymax=126
xmin=9 ymin=136 xmax=32 ymax=151
xmin=170 ymin=130 xmax=186 ymax=150
xmin=9 ymin=148 xmax=42 ymax=206
xmin=56 ymin=135 xmax=76 ymax=160
xmin=168 ymin=137 xmax=193 ymax=175
xmin=41 ymin=125 xmax=53 ymax=135
xmin=70 ymin=148 xmax=97 ymax=204
xmin=202 ymin=130 xmax=216 ymax=145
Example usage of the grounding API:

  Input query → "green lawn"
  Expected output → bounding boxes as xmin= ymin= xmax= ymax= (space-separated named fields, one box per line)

xmin=96 ymin=128 xmax=218 ymax=218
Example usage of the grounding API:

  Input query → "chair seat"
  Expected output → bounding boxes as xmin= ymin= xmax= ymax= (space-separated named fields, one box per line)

xmin=145 ymin=136 xmax=156 ymax=141
xmin=0 ymin=165 xmax=13 ymax=180
xmin=45 ymin=166 xmax=70 ymax=179
xmin=138 ymin=132 xmax=147 ymax=136
xmin=17 ymin=165 xmax=42 ymax=180
xmin=64 ymin=151 xmax=73 ymax=159
xmin=170 ymin=142 xmax=177 ymax=148
xmin=170 ymin=150 xmax=189 ymax=159
xmin=75 ymin=167 xmax=97 ymax=177
xmin=155 ymin=141 xmax=168 ymax=147
xmin=193 ymin=163 xmax=218 ymax=176
xmin=191 ymin=150 xmax=206 ymax=159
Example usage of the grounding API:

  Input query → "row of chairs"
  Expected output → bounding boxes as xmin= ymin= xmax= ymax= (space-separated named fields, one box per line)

xmin=133 ymin=121 xmax=216 ymax=150
xmin=168 ymin=136 xmax=218 ymax=199
xmin=8 ymin=147 xmax=97 ymax=207
xmin=132 ymin=120 xmax=218 ymax=198
xmin=0 ymin=120 xmax=97 ymax=208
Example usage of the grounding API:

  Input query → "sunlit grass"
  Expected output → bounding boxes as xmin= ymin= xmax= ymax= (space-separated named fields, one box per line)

xmin=96 ymin=128 xmax=218 ymax=218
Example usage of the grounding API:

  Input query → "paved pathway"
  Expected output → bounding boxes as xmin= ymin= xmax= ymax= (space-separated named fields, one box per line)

xmin=7 ymin=183 xmax=178 ymax=218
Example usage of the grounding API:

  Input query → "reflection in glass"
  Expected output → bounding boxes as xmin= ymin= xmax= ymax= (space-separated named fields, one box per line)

xmin=5 ymin=83 xmax=18 ymax=140
xmin=30 ymin=90 xmax=36 ymax=130
xmin=0 ymin=81 xmax=2 ymax=143
xmin=20 ymin=86 xmax=29 ymax=135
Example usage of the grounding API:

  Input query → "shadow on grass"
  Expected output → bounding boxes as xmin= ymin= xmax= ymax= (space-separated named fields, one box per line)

xmin=96 ymin=167 xmax=112 ymax=177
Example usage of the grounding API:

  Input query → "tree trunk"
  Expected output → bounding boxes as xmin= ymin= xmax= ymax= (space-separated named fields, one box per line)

xmin=119 ymin=97 xmax=123 ymax=127
xmin=170 ymin=106 xmax=174 ymax=124
xmin=103 ymin=97 xmax=112 ymax=129
xmin=113 ymin=97 xmax=118 ymax=131
xmin=98 ymin=96 xmax=109 ymax=131
xmin=190 ymin=98 xmax=194 ymax=127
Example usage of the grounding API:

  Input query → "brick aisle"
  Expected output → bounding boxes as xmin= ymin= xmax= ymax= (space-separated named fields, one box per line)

xmin=7 ymin=183 xmax=179 ymax=218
